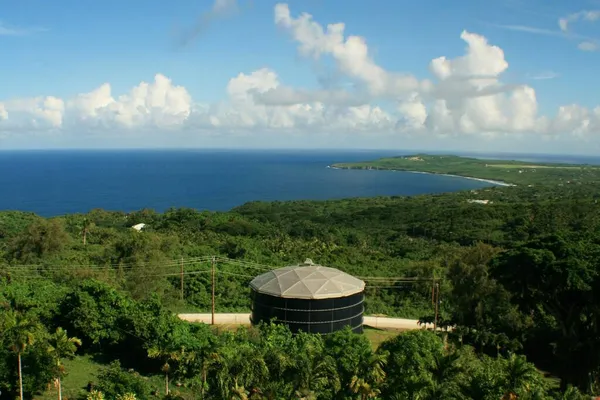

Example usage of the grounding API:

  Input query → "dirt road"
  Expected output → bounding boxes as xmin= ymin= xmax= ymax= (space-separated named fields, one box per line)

xmin=177 ymin=313 xmax=434 ymax=330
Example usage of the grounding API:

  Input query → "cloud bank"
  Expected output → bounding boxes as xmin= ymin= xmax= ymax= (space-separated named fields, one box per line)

xmin=2 ymin=3 xmax=600 ymax=145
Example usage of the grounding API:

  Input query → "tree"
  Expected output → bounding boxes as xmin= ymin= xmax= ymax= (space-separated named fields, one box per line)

xmin=291 ymin=332 xmax=340 ymax=398
xmin=324 ymin=327 xmax=387 ymax=399
xmin=1 ymin=310 xmax=40 ymax=400
xmin=490 ymin=234 xmax=600 ymax=389
xmin=501 ymin=353 xmax=548 ymax=399
xmin=96 ymin=361 xmax=151 ymax=400
xmin=8 ymin=219 xmax=69 ymax=262
xmin=80 ymin=218 xmax=95 ymax=246
xmin=378 ymin=330 xmax=444 ymax=398
xmin=147 ymin=345 xmax=186 ymax=395
xmin=47 ymin=327 xmax=82 ymax=400
xmin=422 ymin=351 xmax=465 ymax=400
xmin=206 ymin=340 xmax=268 ymax=400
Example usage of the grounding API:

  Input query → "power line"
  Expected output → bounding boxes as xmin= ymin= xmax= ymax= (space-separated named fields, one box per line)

xmin=1 ymin=256 xmax=214 ymax=270
xmin=4 ymin=269 xmax=214 ymax=280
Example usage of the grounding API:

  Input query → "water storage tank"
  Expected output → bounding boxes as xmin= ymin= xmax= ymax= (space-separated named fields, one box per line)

xmin=249 ymin=259 xmax=365 ymax=334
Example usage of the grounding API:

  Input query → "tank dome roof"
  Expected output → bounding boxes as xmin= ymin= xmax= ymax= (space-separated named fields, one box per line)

xmin=249 ymin=259 xmax=365 ymax=300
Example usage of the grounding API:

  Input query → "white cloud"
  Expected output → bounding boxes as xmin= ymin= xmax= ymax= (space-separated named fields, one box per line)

xmin=252 ymin=86 xmax=368 ymax=107
xmin=557 ymin=10 xmax=600 ymax=51
xmin=199 ymin=68 xmax=393 ymax=131
xmin=0 ymin=22 xmax=46 ymax=36
xmin=406 ymin=30 xmax=543 ymax=136
xmin=488 ymin=23 xmax=572 ymax=39
xmin=1 ymin=74 xmax=191 ymax=133
xmin=559 ymin=10 xmax=600 ymax=32
xmin=530 ymin=71 xmax=560 ymax=80
xmin=550 ymin=105 xmax=600 ymax=136
xmin=488 ymin=21 xmax=599 ymax=52
xmin=2 ymin=2 xmax=600 ymax=143
xmin=274 ymin=3 xmax=422 ymax=98
xmin=578 ymin=41 xmax=599 ymax=51
xmin=0 ymin=104 xmax=7 ymax=120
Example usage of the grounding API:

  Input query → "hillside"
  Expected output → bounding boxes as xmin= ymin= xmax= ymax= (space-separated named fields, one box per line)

xmin=2 ymin=182 xmax=600 ymax=397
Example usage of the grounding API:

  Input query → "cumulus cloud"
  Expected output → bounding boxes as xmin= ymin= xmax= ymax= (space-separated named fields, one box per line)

xmin=2 ymin=2 xmax=600 ymax=141
xmin=252 ymin=86 xmax=368 ymax=107
xmin=1 ymin=74 xmax=191 ymax=133
xmin=200 ymin=68 xmax=393 ymax=131
xmin=395 ymin=30 xmax=544 ymax=136
xmin=274 ymin=3 xmax=422 ymax=98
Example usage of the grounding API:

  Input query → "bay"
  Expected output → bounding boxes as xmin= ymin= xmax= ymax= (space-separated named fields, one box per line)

xmin=1 ymin=149 xmax=590 ymax=217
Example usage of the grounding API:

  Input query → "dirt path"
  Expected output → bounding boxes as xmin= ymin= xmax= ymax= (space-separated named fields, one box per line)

xmin=177 ymin=313 xmax=435 ymax=330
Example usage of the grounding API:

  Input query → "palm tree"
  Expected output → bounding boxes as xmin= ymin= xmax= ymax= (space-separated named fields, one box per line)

xmin=148 ymin=346 xmax=178 ymax=395
xmin=422 ymin=352 xmax=464 ymax=400
xmin=48 ymin=327 xmax=82 ymax=400
xmin=348 ymin=350 xmax=388 ymax=400
xmin=2 ymin=311 xmax=40 ymax=400
xmin=367 ymin=351 xmax=388 ymax=386
xmin=206 ymin=344 xmax=268 ymax=400
xmin=502 ymin=354 xmax=544 ymax=398
xmin=349 ymin=376 xmax=380 ymax=400
xmin=292 ymin=335 xmax=340 ymax=397
xmin=81 ymin=218 xmax=94 ymax=245
xmin=148 ymin=344 xmax=193 ymax=395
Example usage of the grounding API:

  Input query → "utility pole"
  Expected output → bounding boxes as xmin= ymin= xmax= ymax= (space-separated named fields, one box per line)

xmin=433 ymin=282 xmax=440 ymax=331
xmin=211 ymin=256 xmax=216 ymax=325
xmin=180 ymin=257 xmax=184 ymax=302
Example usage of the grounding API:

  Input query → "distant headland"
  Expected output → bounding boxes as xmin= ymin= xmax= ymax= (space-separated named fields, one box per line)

xmin=331 ymin=154 xmax=600 ymax=186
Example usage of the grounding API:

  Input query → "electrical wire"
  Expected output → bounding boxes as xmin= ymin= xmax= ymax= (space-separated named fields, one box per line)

xmin=1 ymin=255 xmax=441 ymax=282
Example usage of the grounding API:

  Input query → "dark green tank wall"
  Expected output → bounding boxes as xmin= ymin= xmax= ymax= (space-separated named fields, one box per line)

xmin=250 ymin=290 xmax=364 ymax=334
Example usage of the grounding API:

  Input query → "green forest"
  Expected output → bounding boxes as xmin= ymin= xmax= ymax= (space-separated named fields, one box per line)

xmin=2 ymin=162 xmax=600 ymax=398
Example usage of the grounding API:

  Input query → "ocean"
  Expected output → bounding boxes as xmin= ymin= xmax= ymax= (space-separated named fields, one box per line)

xmin=1 ymin=149 xmax=598 ymax=217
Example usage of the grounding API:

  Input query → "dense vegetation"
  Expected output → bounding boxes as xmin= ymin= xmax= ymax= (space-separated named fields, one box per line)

xmin=332 ymin=154 xmax=600 ymax=185
xmin=2 ymin=165 xmax=600 ymax=397
xmin=0 ymin=279 xmax=588 ymax=400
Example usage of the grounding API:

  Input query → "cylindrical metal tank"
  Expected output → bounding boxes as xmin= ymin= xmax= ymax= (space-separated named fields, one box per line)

xmin=249 ymin=259 xmax=365 ymax=334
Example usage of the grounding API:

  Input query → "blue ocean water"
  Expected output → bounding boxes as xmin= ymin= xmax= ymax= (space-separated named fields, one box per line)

xmin=1 ymin=149 xmax=598 ymax=217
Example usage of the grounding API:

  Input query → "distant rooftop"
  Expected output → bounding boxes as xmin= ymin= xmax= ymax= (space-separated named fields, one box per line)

xmin=249 ymin=259 xmax=365 ymax=299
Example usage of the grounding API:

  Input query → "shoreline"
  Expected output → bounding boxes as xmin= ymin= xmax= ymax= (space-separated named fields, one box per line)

xmin=328 ymin=165 xmax=516 ymax=187
xmin=406 ymin=171 xmax=516 ymax=187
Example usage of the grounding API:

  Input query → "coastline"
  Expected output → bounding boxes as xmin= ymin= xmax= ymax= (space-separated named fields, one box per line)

xmin=406 ymin=171 xmax=516 ymax=187
xmin=328 ymin=165 xmax=516 ymax=187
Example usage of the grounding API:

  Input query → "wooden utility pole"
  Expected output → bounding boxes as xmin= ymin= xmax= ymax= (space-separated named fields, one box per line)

xmin=211 ymin=256 xmax=216 ymax=325
xmin=180 ymin=257 xmax=184 ymax=301
xmin=433 ymin=282 xmax=440 ymax=331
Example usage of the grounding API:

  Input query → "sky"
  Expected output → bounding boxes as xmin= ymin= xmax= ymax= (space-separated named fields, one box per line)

xmin=1 ymin=0 xmax=600 ymax=153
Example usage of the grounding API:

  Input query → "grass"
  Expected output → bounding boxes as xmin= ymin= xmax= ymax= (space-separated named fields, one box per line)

xmin=363 ymin=326 xmax=403 ymax=351
xmin=34 ymin=355 xmax=175 ymax=400
xmin=331 ymin=154 xmax=600 ymax=186
xmin=36 ymin=355 xmax=102 ymax=400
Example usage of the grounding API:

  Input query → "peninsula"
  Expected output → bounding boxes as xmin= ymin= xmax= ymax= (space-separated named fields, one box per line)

xmin=331 ymin=154 xmax=600 ymax=186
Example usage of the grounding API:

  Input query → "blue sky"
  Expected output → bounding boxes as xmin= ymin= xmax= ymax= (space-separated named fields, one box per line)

xmin=1 ymin=0 xmax=600 ymax=153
